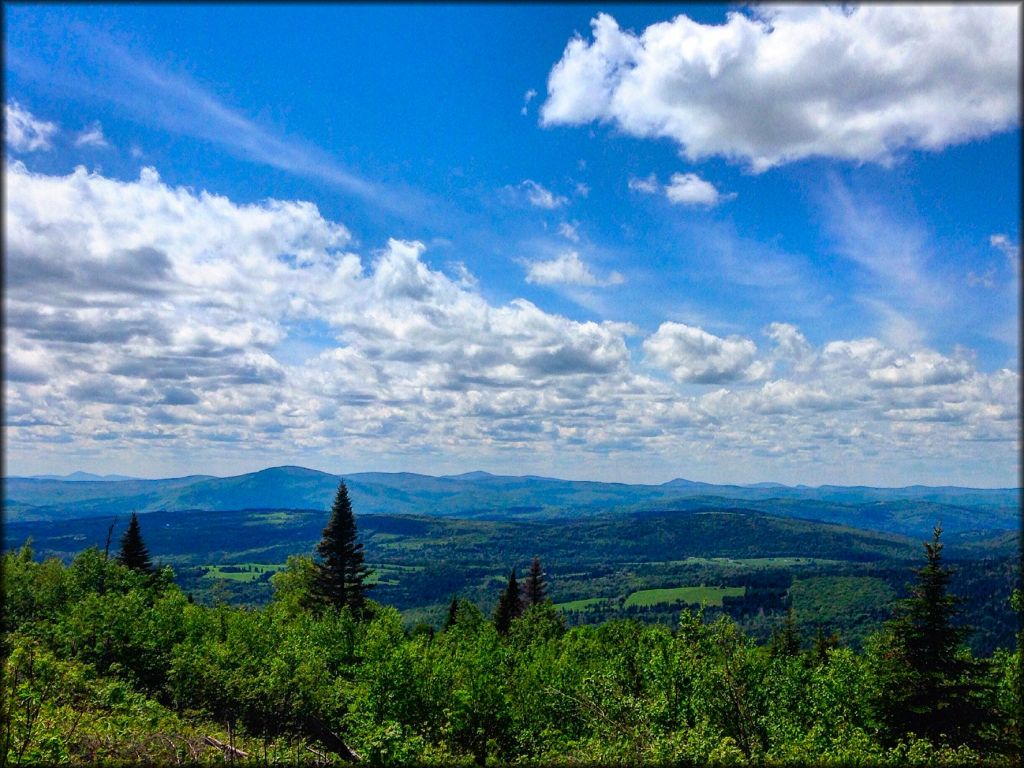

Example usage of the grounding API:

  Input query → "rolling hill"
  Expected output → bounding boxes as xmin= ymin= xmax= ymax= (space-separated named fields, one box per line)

xmin=4 ymin=465 xmax=1019 ymax=539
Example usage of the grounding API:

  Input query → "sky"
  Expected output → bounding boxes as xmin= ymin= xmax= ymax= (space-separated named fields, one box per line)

xmin=3 ymin=3 xmax=1021 ymax=486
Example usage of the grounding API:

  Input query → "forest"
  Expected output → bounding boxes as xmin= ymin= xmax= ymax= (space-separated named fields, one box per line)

xmin=2 ymin=482 xmax=1021 ymax=766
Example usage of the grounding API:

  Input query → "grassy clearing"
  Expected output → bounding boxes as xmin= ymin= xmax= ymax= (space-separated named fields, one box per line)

xmin=202 ymin=563 xmax=284 ymax=582
xmin=624 ymin=585 xmax=745 ymax=608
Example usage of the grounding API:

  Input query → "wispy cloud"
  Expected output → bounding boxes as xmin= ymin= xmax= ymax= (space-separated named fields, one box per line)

xmin=519 ymin=179 xmax=568 ymax=209
xmin=4 ymin=101 xmax=57 ymax=152
xmin=8 ymin=28 xmax=424 ymax=219
xmin=520 ymin=88 xmax=537 ymax=116
xmin=628 ymin=173 xmax=659 ymax=194
xmin=990 ymin=233 xmax=1020 ymax=275
xmin=822 ymin=176 xmax=948 ymax=311
xmin=75 ymin=121 xmax=109 ymax=148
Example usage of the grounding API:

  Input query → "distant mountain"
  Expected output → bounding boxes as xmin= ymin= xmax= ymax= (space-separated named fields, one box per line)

xmin=29 ymin=471 xmax=141 ymax=482
xmin=4 ymin=465 xmax=1019 ymax=540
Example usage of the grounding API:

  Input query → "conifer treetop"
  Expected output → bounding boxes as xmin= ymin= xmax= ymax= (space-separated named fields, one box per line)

xmin=117 ymin=512 xmax=154 ymax=574
xmin=314 ymin=480 xmax=372 ymax=615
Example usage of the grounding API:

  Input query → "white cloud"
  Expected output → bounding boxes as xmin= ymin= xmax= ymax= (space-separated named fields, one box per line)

xmin=558 ymin=221 xmax=581 ymax=242
xmin=990 ymin=233 xmax=1020 ymax=279
xmin=4 ymin=101 xmax=57 ymax=152
xmin=765 ymin=322 xmax=814 ymax=373
xmin=643 ymin=322 xmax=763 ymax=383
xmin=628 ymin=174 xmax=659 ymax=194
xmin=4 ymin=163 xmax=1017 ymax=485
xmin=4 ymin=162 xmax=636 ymax=466
xmin=966 ymin=267 xmax=996 ymax=289
xmin=75 ymin=122 xmax=109 ymax=148
xmin=524 ymin=250 xmax=623 ymax=287
xmin=664 ymin=172 xmax=731 ymax=206
xmin=542 ymin=7 xmax=1020 ymax=170
xmin=521 ymin=88 xmax=538 ymax=115
xmin=519 ymin=179 xmax=568 ymax=209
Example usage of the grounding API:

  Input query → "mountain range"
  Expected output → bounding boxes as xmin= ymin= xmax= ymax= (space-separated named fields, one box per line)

xmin=4 ymin=465 xmax=1019 ymax=540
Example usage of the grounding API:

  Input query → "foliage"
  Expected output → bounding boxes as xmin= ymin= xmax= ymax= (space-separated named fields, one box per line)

xmin=1 ymin=525 xmax=1019 ymax=766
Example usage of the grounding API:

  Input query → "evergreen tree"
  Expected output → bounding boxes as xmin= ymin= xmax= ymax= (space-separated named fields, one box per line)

xmin=117 ymin=512 xmax=153 ymax=573
xmin=444 ymin=595 xmax=460 ymax=631
xmin=523 ymin=556 xmax=547 ymax=606
xmin=810 ymin=625 xmax=839 ymax=665
xmin=493 ymin=568 xmax=522 ymax=635
xmin=870 ymin=525 xmax=986 ymax=745
xmin=313 ymin=481 xmax=372 ymax=615
xmin=769 ymin=606 xmax=801 ymax=658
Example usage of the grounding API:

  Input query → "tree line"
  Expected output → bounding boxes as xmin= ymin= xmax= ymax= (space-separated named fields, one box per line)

xmin=2 ymin=482 xmax=1021 ymax=765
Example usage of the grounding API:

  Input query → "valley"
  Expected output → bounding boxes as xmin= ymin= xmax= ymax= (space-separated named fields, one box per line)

xmin=6 ymin=466 xmax=1020 ymax=656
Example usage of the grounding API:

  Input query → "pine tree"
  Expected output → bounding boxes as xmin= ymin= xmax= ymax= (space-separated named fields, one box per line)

xmin=314 ymin=481 xmax=372 ymax=615
xmin=117 ymin=512 xmax=153 ymax=573
xmin=871 ymin=525 xmax=986 ymax=745
xmin=523 ymin=556 xmax=547 ymax=606
xmin=493 ymin=568 xmax=522 ymax=635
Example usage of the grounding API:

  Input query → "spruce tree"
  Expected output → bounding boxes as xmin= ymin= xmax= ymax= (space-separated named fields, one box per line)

xmin=444 ymin=595 xmax=460 ymax=631
xmin=872 ymin=525 xmax=986 ymax=745
xmin=493 ymin=568 xmax=522 ymax=635
xmin=314 ymin=481 xmax=372 ymax=615
xmin=117 ymin=512 xmax=153 ymax=573
xmin=523 ymin=556 xmax=547 ymax=606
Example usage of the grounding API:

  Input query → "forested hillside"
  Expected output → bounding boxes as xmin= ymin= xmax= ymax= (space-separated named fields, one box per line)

xmin=9 ymin=503 xmax=1019 ymax=655
xmin=3 ymin=533 xmax=1021 ymax=765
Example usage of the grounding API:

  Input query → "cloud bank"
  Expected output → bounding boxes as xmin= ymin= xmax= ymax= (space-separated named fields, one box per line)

xmin=4 ymin=163 xmax=1018 ymax=483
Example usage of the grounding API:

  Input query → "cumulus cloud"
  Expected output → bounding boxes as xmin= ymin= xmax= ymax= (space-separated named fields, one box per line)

xmin=518 ymin=179 xmax=568 ymax=209
xmin=643 ymin=322 xmax=764 ymax=383
xmin=523 ymin=250 xmax=623 ymax=287
xmin=665 ymin=172 xmax=731 ymax=206
xmin=628 ymin=172 xmax=732 ymax=205
xmin=4 ymin=162 xmax=638 ymax=466
xmin=5 ymin=101 xmax=57 ymax=152
xmin=75 ymin=122 xmax=109 ymax=148
xmin=4 ymin=162 xmax=1017 ymax=485
xmin=542 ymin=6 xmax=1020 ymax=170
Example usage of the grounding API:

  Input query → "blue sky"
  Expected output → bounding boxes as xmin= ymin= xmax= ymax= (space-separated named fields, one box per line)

xmin=3 ymin=4 xmax=1020 ymax=486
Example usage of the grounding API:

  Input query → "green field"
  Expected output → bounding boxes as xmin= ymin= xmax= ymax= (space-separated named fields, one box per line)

xmin=624 ymin=585 xmax=745 ymax=608
xmin=555 ymin=597 xmax=608 ymax=611
xmin=201 ymin=562 xmax=284 ymax=582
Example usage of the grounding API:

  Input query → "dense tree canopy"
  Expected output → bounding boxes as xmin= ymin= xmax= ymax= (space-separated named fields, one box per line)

xmin=2 ymin=527 xmax=1020 ymax=766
